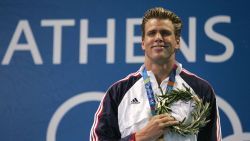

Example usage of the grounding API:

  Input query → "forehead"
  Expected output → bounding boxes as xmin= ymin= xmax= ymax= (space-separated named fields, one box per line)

xmin=144 ymin=18 xmax=174 ymax=31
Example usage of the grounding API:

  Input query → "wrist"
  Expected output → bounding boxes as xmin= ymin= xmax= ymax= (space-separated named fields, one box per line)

xmin=135 ymin=131 xmax=147 ymax=141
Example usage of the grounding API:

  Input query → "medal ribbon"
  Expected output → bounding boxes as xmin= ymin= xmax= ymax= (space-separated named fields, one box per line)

xmin=142 ymin=65 xmax=177 ymax=116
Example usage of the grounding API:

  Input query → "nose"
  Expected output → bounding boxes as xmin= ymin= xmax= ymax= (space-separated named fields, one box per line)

xmin=155 ymin=32 xmax=163 ymax=43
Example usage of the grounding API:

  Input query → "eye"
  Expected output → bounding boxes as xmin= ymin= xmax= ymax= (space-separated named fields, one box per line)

xmin=147 ymin=30 xmax=156 ymax=37
xmin=161 ymin=30 xmax=172 ymax=36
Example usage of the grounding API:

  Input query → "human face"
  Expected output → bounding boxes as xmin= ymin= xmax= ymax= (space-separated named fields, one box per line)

xmin=142 ymin=19 xmax=180 ymax=64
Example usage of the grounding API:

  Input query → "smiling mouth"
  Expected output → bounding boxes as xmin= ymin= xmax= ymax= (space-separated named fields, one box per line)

xmin=151 ymin=45 xmax=170 ymax=49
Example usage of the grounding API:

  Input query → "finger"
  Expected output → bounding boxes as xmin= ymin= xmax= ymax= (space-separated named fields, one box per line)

xmin=154 ymin=114 xmax=168 ymax=119
xmin=150 ymin=114 xmax=166 ymax=121
xmin=160 ymin=120 xmax=180 ymax=128
xmin=152 ymin=114 xmax=176 ymax=125
xmin=156 ymin=113 xmax=173 ymax=119
xmin=159 ymin=115 xmax=176 ymax=123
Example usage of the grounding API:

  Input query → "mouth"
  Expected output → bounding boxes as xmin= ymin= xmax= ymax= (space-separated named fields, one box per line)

xmin=151 ymin=44 xmax=170 ymax=49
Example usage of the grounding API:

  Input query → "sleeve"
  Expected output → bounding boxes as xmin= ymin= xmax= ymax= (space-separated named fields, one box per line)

xmin=89 ymin=86 xmax=136 ymax=141
xmin=197 ymin=86 xmax=222 ymax=141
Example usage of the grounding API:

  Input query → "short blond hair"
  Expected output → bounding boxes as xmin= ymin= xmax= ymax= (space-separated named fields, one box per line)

xmin=141 ymin=7 xmax=182 ymax=40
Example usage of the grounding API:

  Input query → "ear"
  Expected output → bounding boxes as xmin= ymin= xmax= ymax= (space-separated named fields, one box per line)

xmin=175 ymin=37 xmax=180 ymax=50
xmin=141 ymin=40 xmax=145 ymax=51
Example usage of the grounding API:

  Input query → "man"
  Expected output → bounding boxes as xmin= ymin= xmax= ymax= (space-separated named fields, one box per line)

xmin=90 ymin=7 xmax=222 ymax=141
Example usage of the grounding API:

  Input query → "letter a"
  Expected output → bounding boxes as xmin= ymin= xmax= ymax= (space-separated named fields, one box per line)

xmin=2 ymin=20 xmax=43 ymax=65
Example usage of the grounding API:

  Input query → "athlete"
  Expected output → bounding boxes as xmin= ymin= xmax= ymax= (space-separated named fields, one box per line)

xmin=90 ymin=7 xmax=222 ymax=141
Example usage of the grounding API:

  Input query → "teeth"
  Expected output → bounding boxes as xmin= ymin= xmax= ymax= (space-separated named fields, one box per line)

xmin=151 ymin=45 xmax=168 ymax=49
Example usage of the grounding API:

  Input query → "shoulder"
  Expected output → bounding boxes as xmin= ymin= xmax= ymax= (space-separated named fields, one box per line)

xmin=104 ymin=71 xmax=142 ymax=106
xmin=109 ymin=71 xmax=142 ymax=91
xmin=179 ymin=68 xmax=216 ymax=102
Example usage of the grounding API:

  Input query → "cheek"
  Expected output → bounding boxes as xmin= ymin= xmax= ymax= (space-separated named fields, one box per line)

xmin=144 ymin=39 xmax=153 ymax=46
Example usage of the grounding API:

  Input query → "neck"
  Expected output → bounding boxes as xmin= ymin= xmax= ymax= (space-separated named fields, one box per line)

xmin=145 ymin=59 xmax=175 ymax=85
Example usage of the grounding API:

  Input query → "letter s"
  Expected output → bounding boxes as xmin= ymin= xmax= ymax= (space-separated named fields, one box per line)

xmin=205 ymin=16 xmax=234 ymax=62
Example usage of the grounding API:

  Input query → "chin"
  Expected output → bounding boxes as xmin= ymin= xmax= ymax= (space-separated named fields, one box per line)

xmin=153 ymin=54 xmax=168 ymax=59
xmin=152 ymin=56 xmax=167 ymax=63
xmin=153 ymin=54 xmax=173 ymax=62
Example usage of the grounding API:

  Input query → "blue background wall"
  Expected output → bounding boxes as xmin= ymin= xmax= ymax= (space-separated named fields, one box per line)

xmin=0 ymin=0 xmax=250 ymax=141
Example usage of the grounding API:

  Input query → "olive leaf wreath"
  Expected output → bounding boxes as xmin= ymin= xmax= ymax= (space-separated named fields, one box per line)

xmin=156 ymin=85 xmax=211 ymax=135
